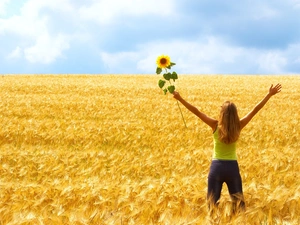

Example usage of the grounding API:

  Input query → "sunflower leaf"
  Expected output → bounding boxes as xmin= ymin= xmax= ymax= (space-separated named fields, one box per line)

xmin=167 ymin=62 xmax=176 ymax=69
xmin=158 ymin=79 xmax=166 ymax=88
xmin=156 ymin=67 xmax=162 ymax=74
xmin=168 ymin=85 xmax=175 ymax=93
xmin=171 ymin=72 xmax=178 ymax=81
xmin=163 ymin=72 xmax=171 ymax=81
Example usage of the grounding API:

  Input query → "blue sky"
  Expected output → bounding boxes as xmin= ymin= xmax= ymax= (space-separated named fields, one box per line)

xmin=0 ymin=0 xmax=300 ymax=74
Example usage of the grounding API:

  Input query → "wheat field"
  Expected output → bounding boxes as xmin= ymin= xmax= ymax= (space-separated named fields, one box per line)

xmin=0 ymin=75 xmax=299 ymax=225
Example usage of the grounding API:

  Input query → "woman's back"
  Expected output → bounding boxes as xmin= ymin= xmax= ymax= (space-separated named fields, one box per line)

xmin=213 ymin=127 xmax=237 ymax=160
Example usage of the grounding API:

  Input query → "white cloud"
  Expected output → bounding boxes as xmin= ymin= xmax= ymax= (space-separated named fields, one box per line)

xmin=7 ymin=46 xmax=22 ymax=59
xmin=103 ymin=37 xmax=246 ymax=74
xmin=79 ymin=0 xmax=174 ymax=25
xmin=20 ymin=0 xmax=73 ymax=18
xmin=24 ymin=33 xmax=70 ymax=64
xmin=0 ymin=15 xmax=48 ymax=37
xmin=0 ymin=0 xmax=10 ymax=16
xmin=2 ymin=0 xmax=73 ymax=36
xmin=100 ymin=36 xmax=300 ymax=74
xmin=0 ymin=0 xmax=75 ymax=64
xmin=0 ymin=0 xmax=299 ymax=73
xmin=283 ymin=43 xmax=300 ymax=72
xmin=257 ymin=52 xmax=287 ymax=73
xmin=255 ymin=42 xmax=300 ymax=73
xmin=100 ymin=51 xmax=139 ymax=71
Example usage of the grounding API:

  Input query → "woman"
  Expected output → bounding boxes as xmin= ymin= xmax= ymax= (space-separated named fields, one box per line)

xmin=173 ymin=83 xmax=282 ymax=213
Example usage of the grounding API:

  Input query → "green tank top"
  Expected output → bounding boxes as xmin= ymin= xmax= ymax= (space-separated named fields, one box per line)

xmin=213 ymin=128 xmax=237 ymax=160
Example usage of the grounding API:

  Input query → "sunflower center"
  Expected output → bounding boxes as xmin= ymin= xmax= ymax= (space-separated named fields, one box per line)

xmin=160 ymin=58 xmax=167 ymax=65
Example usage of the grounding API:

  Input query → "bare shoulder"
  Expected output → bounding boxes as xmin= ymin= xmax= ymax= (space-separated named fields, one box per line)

xmin=208 ymin=118 xmax=218 ymax=131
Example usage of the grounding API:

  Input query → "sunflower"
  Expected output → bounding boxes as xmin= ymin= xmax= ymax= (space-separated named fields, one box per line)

xmin=156 ymin=55 xmax=171 ymax=69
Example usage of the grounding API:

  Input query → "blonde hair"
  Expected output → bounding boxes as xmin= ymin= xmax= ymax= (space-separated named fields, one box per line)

xmin=218 ymin=101 xmax=241 ymax=144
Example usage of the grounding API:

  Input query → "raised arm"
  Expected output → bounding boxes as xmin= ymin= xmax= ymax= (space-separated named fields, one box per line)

xmin=173 ymin=91 xmax=218 ymax=131
xmin=240 ymin=83 xmax=282 ymax=130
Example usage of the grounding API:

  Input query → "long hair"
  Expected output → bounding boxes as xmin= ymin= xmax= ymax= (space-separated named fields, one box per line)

xmin=218 ymin=101 xmax=241 ymax=144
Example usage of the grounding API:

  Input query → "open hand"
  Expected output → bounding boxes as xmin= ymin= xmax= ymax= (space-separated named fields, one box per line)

xmin=269 ymin=83 xmax=282 ymax=96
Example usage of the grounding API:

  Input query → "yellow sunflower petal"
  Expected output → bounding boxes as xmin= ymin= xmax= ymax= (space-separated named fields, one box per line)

xmin=156 ymin=55 xmax=171 ymax=69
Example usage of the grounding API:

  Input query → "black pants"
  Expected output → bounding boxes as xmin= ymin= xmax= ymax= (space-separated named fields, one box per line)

xmin=207 ymin=160 xmax=245 ymax=211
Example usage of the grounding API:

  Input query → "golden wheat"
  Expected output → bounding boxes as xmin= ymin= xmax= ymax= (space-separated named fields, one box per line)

xmin=0 ymin=75 xmax=299 ymax=224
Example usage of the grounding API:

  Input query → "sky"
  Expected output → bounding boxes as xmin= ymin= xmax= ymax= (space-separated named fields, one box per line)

xmin=0 ymin=0 xmax=300 ymax=74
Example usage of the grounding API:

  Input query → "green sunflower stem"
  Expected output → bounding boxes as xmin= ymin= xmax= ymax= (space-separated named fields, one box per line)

xmin=176 ymin=100 xmax=187 ymax=128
